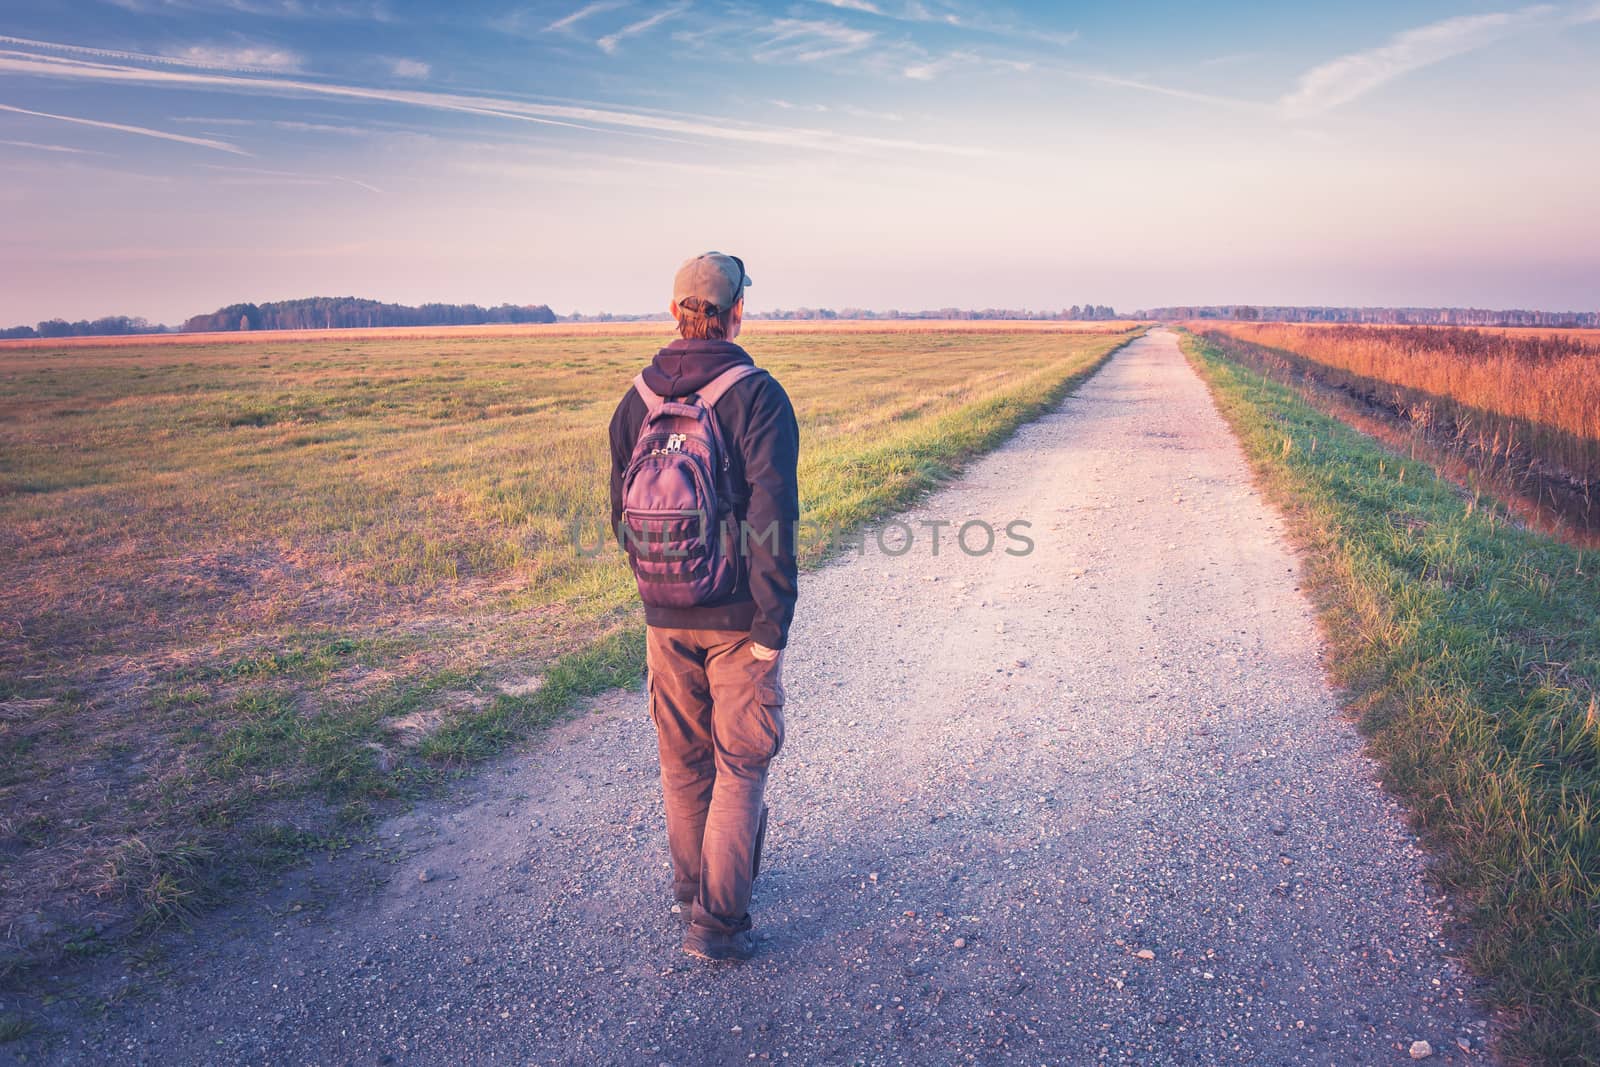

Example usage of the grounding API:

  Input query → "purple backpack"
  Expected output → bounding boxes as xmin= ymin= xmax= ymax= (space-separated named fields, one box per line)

xmin=620 ymin=364 xmax=763 ymax=608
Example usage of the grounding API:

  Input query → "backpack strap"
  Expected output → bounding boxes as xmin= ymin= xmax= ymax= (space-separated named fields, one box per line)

xmin=634 ymin=363 xmax=762 ymax=414
xmin=695 ymin=364 xmax=764 ymax=408
xmin=632 ymin=372 xmax=664 ymax=413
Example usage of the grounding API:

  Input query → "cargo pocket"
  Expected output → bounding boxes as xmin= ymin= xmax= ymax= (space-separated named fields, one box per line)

xmin=755 ymin=653 xmax=785 ymax=705
xmin=753 ymin=661 xmax=786 ymax=760
xmin=717 ymin=659 xmax=785 ymax=766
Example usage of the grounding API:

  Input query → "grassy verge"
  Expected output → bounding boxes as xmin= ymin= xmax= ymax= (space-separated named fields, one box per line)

xmin=1181 ymin=330 xmax=1599 ymax=1063
xmin=0 ymin=325 xmax=1141 ymax=1014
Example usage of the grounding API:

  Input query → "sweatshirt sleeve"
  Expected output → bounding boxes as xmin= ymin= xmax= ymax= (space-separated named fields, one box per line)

xmin=741 ymin=376 xmax=801 ymax=650
xmin=609 ymin=392 xmax=638 ymax=546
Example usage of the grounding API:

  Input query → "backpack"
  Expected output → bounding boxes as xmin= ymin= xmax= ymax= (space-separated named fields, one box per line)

xmin=620 ymin=364 xmax=764 ymax=608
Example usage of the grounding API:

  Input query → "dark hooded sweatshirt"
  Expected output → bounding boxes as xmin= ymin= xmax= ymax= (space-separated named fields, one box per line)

xmin=609 ymin=338 xmax=801 ymax=650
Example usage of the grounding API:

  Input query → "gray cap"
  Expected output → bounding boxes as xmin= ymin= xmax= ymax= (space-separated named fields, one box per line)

xmin=672 ymin=252 xmax=751 ymax=314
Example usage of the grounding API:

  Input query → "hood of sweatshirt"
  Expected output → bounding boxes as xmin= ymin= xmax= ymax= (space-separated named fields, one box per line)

xmin=640 ymin=338 xmax=754 ymax=398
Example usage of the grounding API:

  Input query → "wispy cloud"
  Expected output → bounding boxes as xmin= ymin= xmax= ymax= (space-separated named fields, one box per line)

xmin=900 ymin=1 xmax=960 ymax=26
xmin=895 ymin=43 xmax=1256 ymax=107
xmin=836 ymin=0 xmax=1080 ymax=48
xmin=0 ymin=158 xmax=175 ymax=186
xmin=597 ymin=5 xmax=688 ymax=55
xmin=162 ymin=44 xmax=304 ymax=72
xmin=103 ymin=0 xmax=390 ymax=19
xmin=1195 ymin=51 xmax=1263 ymax=69
xmin=901 ymin=50 xmax=1032 ymax=81
xmin=544 ymin=1 xmax=625 ymax=33
xmin=2 ymin=34 xmax=301 ymax=74
xmin=0 ymin=102 xmax=248 ymax=154
xmin=771 ymin=99 xmax=904 ymax=121
xmin=1052 ymin=67 xmax=1264 ymax=111
xmin=753 ymin=19 xmax=876 ymax=63
xmin=452 ymin=144 xmax=769 ymax=187
xmin=0 ymin=39 xmax=983 ymax=156
xmin=272 ymin=118 xmax=380 ymax=134
xmin=908 ymin=49 xmax=1030 ymax=80
xmin=902 ymin=52 xmax=966 ymax=80
xmin=385 ymin=56 xmax=430 ymax=78
xmin=1282 ymin=6 xmax=1557 ymax=117
xmin=0 ymin=138 xmax=98 ymax=154
xmin=175 ymin=114 xmax=432 ymax=139
xmin=843 ymin=103 xmax=904 ymax=121
xmin=200 ymin=162 xmax=382 ymax=193
xmin=27 ymin=239 xmax=388 ymax=263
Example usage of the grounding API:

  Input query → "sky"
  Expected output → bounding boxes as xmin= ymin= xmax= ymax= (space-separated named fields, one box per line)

xmin=1 ymin=1 xmax=1598 ymax=323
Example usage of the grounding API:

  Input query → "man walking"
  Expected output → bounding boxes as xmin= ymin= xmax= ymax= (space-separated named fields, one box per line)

xmin=609 ymin=252 xmax=800 ymax=961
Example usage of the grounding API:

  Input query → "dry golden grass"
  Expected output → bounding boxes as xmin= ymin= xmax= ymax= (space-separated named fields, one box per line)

xmin=1196 ymin=322 xmax=1600 ymax=485
xmin=1474 ymin=327 xmax=1600 ymax=343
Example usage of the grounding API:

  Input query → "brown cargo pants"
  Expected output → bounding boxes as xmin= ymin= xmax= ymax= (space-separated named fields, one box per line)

xmin=645 ymin=626 xmax=786 ymax=936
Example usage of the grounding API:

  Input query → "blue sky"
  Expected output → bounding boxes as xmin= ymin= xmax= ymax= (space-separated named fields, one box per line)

xmin=1 ymin=1 xmax=1597 ymax=322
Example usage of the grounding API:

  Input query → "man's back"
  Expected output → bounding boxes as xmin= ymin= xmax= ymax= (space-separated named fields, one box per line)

xmin=609 ymin=335 xmax=800 ymax=650
xmin=614 ymin=252 xmax=800 ymax=962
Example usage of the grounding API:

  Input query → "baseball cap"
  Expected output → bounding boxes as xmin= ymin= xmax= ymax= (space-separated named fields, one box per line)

xmin=672 ymin=252 xmax=752 ymax=314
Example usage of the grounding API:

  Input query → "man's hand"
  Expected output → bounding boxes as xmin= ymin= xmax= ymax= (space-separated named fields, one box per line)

xmin=750 ymin=642 xmax=780 ymax=662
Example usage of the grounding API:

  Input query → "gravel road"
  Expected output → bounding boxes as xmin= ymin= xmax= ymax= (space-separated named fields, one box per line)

xmin=18 ymin=329 xmax=1486 ymax=1065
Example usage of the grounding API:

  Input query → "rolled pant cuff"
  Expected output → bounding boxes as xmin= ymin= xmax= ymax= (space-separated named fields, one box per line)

xmin=690 ymin=904 xmax=752 ymax=936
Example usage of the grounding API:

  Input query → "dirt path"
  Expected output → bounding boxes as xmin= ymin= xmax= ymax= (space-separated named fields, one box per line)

xmin=22 ymin=329 xmax=1485 ymax=1065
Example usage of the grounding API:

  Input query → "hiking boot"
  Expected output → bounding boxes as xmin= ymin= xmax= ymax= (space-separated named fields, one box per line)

xmin=682 ymin=924 xmax=758 ymax=962
xmin=671 ymin=896 xmax=695 ymax=925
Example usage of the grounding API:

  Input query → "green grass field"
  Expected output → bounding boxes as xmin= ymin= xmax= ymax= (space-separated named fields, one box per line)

xmin=0 ymin=323 xmax=1139 ymax=979
xmin=1183 ymin=331 xmax=1600 ymax=1063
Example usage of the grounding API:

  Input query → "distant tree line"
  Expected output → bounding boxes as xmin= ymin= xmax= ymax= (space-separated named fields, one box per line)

xmin=1 ymin=297 xmax=560 ymax=339
xmin=1138 ymin=305 xmax=1600 ymax=327
xmin=182 ymin=297 xmax=556 ymax=333
xmin=10 ymin=299 xmax=1598 ymax=340
xmin=559 ymin=311 xmax=673 ymax=323
xmin=754 ymin=305 xmax=1119 ymax=321
xmin=0 ymin=316 xmax=165 ymax=340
